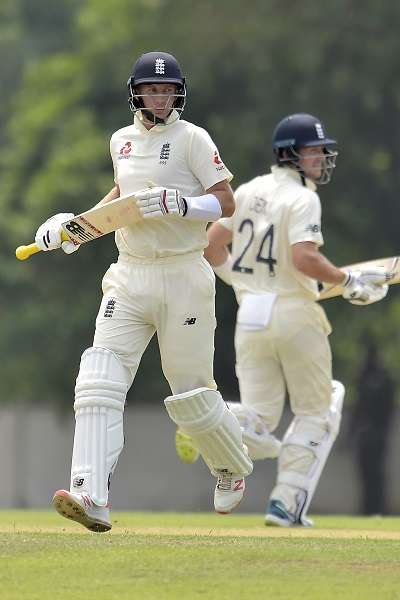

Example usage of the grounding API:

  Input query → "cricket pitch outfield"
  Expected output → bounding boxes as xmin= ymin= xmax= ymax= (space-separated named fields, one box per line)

xmin=1 ymin=511 xmax=400 ymax=600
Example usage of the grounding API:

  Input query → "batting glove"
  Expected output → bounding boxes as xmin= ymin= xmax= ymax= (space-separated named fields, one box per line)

xmin=135 ymin=187 xmax=186 ymax=218
xmin=342 ymin=269 xmax=390 ymax=305
xmin=35 ymin=213 xmax=79 ymax=254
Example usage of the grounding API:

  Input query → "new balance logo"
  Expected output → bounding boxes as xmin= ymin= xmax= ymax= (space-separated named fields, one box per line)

xmin=104 ymin=298 xmax=116 ymax=318
xmin=73 ymin=477 xmax=84 ymax=488
xmin=305 ymin=224 xmax=320 ymax=233
xmin=183 ymin=317 xmax=197 ymax=325
xmin=234 ymin=479 xmax=244 ymax=491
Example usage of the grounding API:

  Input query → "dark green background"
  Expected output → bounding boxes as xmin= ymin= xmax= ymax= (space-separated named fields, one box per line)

xmin=1 ymin=0 xmax=399 ymax=406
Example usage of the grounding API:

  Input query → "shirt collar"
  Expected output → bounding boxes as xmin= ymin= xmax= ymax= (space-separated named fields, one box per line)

xmin=270 ymin=164 xmax=317 ymax=192
xmin=134 ymin=109 xmax=180 ymax=133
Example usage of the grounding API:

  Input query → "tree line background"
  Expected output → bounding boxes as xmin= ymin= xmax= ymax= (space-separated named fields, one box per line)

xmin=1 ymin=0 xmax=400 ymax=407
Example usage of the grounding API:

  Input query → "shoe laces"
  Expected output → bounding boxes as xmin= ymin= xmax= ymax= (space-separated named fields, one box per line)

xmin=216 ymin=470 xmax=234 ymax=491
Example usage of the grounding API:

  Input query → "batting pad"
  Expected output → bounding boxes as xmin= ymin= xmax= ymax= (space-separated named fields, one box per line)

xmin=71 ymin=347 xmax=129 ymax=506
xmin=164 ymin=388 xmax=253 ymax=476
xmin=227 ymin=402 xmax=282 ymax=460
xmin=276 ymin=380 xmax=345 ymax=519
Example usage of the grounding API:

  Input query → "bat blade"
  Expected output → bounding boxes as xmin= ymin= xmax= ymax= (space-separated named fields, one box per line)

xmin=61 ymin=192 xmax=142 ymax=245
xmin=16 ymin=192 xmax=142 ymax=260
xmin=318 ymin=256 xmax=400 ymax=301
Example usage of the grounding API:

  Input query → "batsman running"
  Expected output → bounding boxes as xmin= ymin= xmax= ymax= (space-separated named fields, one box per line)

xmin=34 ymin=51 xmax=252 ymax=532
xmin=176 ymin=113 xmax=389 ymax=526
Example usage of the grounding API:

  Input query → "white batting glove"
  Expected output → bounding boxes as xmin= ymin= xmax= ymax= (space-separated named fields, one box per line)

xmin=342 ymin=269 xmax=390 ymax=305
xmin=35 ymin=213 xmax=79 ymax=254
xmin=135 ymin=187 xmax=186 ymax=218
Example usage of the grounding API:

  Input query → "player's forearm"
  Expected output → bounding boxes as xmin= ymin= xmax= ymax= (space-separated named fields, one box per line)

xmin=206 ymin=181 xmax=235 ymax=218
xmin=205 ymin=222 xmax=233 ymax=266
xmin=212 ymin=190 xmax=235 ymax=218
xmin=95 ymin=185 xmax=120 ymax=208
xmin=204 ymin=243 xmax=230 ymax=267
xmin=293 ymin=248 xmax=346 ymax=284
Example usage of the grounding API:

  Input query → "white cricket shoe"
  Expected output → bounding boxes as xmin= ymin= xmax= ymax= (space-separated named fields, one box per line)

xmin=52 ymin=489 xmax=111 ymax=533
xmin=214 ymin=470 xmax=245 ymax=514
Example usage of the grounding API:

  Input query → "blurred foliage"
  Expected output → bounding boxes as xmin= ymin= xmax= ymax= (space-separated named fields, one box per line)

xmin=1 ymin=0 xmax=400 ymax=406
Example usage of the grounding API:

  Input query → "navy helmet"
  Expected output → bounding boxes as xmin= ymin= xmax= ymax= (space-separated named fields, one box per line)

xmin=127 ymin=51 xmax=186 ymax=123
xmin=272 ymin=113 xmax=338 ymax=184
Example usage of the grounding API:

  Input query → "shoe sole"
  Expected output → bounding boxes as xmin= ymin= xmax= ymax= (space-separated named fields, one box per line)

xmin=215 ymin=494 xmax=244 ymax=515
xmin=265 ymin=513 xmax=291 ymax=527
xmin=52 ymin=491 xmax=111 ymax=533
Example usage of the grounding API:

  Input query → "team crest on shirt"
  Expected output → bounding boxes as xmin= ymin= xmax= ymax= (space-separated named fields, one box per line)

xmin=249 ymin=196 xmax=268 ymax=215
xmin=159 ymin=142 xmax=171 ymax=164
xmin=118 ymin=141 xmax=133 ymax=160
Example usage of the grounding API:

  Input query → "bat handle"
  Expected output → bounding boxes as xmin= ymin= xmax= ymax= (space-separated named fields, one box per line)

xmin=15 ymin=231 xmax=71 ymax=261
xmin=15 ymin=243 xmax=40 ymax=260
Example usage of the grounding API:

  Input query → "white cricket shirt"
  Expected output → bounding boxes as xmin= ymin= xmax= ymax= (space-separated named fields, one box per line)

xmin=219 ymin=166 xmax=324 ymax=301
xmin=110 ymin=110 xmax=233 ymax=258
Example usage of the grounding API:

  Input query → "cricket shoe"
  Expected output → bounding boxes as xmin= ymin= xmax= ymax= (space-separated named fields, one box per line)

xmin=265 ymin=499 xmax=314 ymax=528
xmin=175 ymin=429 xmax=200 ymax=464
xmin=52 ymin=489 xmax=111 ymax=533
xmin=214 ymin=470 xmax=245 ymax=514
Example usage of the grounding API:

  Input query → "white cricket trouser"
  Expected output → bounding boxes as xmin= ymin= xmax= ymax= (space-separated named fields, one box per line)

xmin=234 ymin=296 xmax=333 ymax=429
xmin=93 ymin=252 xmax=217 ymax=394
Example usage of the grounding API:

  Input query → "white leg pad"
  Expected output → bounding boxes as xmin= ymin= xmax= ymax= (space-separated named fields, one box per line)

xmin=227 ymin=402 xmax=281 ymax=459
xmin=164 ymin=388 xmax=253 ymax=476
xmin=274 ymin=380 xmax=345 ymax=520
xmin=70 ymin=347 xmax=129 ymax=506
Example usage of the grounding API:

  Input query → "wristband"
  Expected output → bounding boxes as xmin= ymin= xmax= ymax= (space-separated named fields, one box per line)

xmin=342 ymin=270 xmax=352 ymax=286
xmin=181 ymin=194 xmax=222 ymax=221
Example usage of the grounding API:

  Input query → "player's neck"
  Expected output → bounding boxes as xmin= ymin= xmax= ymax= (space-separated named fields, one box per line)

xmin=142 ymin=119 xmax=155 ymax=130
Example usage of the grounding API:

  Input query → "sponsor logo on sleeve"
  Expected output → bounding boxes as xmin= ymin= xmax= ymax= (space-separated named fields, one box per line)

xmin=213 ymin=150 xmax=225 ymax=172
xmin=305 ymin=224 xmax=321 ymax=233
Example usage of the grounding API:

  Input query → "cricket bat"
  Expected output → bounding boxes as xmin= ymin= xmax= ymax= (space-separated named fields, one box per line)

xmin=15 ymin=192 xmax=142 ymax=260
xmin=319 ymin=256 xmax=400 ymax=300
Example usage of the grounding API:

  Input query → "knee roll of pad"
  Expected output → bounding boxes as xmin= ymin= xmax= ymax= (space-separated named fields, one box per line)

xmin=71 ymin=347 xmax=129 ymax=506
xmin=165 ymin=387 xmax=253 ymax=476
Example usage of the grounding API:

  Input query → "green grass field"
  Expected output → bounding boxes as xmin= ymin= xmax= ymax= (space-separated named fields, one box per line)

xmin=1 ymin=511 xmax=400 ymax=599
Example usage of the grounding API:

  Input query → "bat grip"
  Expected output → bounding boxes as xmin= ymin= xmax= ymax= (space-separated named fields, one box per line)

xmin=15 ymin=231 xmax=71 ymax=261
xmin=15 ymin=243 xmax=40 ymax=260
